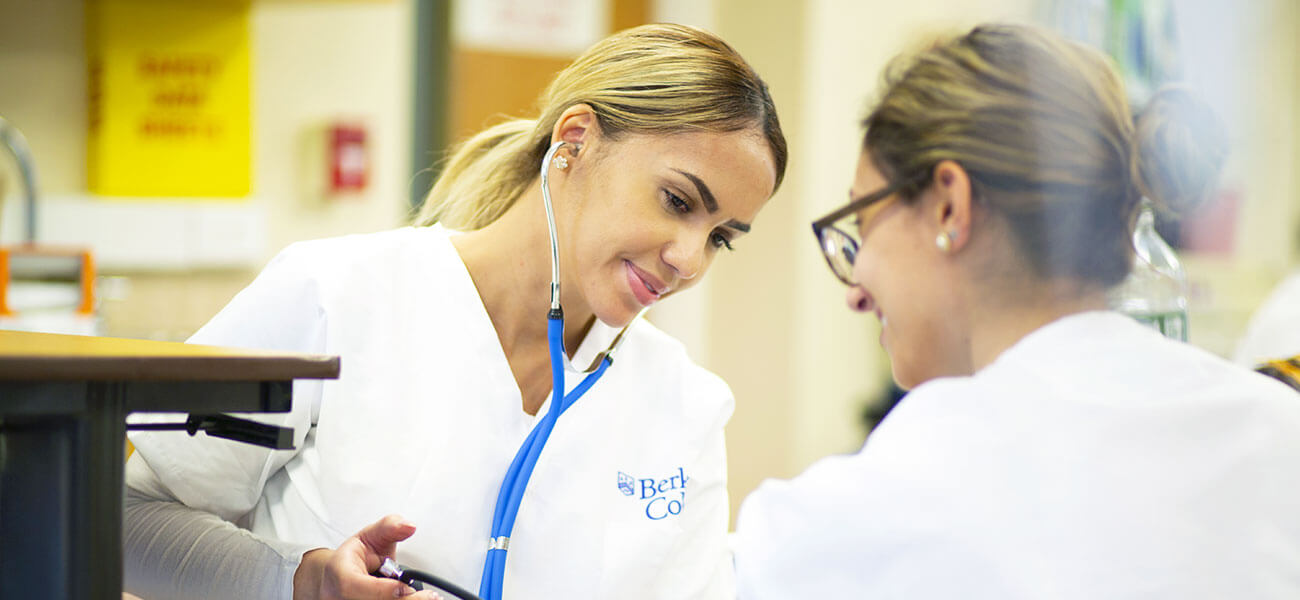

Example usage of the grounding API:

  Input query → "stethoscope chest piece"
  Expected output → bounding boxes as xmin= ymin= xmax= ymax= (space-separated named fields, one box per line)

xmin=376 ymin=557 xmax=483 ymax=600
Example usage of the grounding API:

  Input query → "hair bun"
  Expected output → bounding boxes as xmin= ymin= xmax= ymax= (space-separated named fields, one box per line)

xmin=1131 ymin=85 xmax=1229 ymax=217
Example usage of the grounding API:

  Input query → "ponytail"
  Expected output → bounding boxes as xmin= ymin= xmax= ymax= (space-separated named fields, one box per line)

xmin=414 ymin=118 xmax=548 ymax=229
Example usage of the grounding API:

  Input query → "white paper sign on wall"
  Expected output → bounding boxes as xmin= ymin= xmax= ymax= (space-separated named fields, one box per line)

xmin=453 ymin=0 xmax=609 ymax=57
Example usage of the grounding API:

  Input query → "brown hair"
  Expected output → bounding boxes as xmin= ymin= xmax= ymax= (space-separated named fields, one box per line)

xmin=416 ymin=23 xmax=787 ymax=230
xmin=862 ymin=24 xmax=1226 ymax=286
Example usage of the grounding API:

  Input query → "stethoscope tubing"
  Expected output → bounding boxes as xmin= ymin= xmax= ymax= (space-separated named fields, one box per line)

xmin=479 ymin=317 xmax=566 ymax=598
xmin=478 ymin=141 xmax=616 ymax=600
xmin=481 ymin=321 xmax=613 ymax=598
xmin=377 ymin=557 xmax=483 ymax=600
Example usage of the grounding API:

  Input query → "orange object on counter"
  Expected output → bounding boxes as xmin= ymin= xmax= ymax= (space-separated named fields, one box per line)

xmin=0 ymin=245 xmax=96 ymax=317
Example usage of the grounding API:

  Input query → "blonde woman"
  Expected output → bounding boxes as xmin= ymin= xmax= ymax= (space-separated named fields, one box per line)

xmin=732 ymin=24 xmax=1300 ymax=598
xmin=125 ymin=24 xmax=786 ymax=600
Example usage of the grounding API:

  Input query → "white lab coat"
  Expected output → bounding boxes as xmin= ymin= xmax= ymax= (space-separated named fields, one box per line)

xmin=128 ymin=226 xmax=735 ymax=599
xmin=1236 ymin=270 xmax=1300 ymax=367
xmin=732 ymin=311 xmax=1300 ymax=599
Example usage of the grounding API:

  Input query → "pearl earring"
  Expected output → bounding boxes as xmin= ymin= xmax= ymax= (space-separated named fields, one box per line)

xmin=936 ymin=231 xmax=954 ymax=252
xmin=552 ymin=154 xmax=568 ymax=170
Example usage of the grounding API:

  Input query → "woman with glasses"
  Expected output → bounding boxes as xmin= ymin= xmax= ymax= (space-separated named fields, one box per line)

xmin=124 ymin=24 xmax=786 ymax=600
xmin=731 ymin=24 xmax=1300 ymax=598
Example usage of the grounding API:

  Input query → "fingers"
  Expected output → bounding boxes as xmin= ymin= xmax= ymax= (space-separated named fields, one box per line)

xmin=346 ymin=577 xmax=445 ymax=600
xmin=357 ymin=514 xmax=418 ymax=559
xmin=322 ymin=554 xmax=443 ymax=600
xmin=377 ymin=584 xmax=443 ymax=600
xmin=319 ymin=515 xmax=433 ymax=600
xmin=326 ymin=572 xmax=423 ymax=599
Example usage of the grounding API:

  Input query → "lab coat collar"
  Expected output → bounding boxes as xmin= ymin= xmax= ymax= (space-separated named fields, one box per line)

xmin=567 ymin=318 xmax=623 ymax=374
xmin=985 ymin=310 xmax=1135 ymax=373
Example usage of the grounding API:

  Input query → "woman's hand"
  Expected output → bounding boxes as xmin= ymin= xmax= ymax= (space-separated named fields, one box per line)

xmin=293 ymin=514 xmax=442 ymax=600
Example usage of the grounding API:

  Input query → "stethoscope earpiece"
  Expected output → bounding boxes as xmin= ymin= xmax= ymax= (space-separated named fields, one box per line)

xmin=549 ymin=142 xmax=584 ymax=171
xmin=540 ymin=141 xmax=566 ymax=312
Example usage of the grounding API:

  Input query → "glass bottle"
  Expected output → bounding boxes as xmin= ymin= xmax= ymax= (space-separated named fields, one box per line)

xmin=1109 ymin=199 xmax=1189 ymax=340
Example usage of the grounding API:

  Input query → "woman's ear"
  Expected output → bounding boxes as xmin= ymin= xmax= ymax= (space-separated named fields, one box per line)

xmin=931 ymin=159 xmax=974 ymax=252
xmin=551 ymin=104 xmax=600 ymax=156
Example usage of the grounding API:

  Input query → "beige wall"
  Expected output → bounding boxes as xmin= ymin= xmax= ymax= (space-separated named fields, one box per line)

xmin=0 ymin=0 xmax=88 ymax=195
xmin=253 ymin=0 xmax=414 ymax=257
xmin=710 ymin=0 xmax=810 ymax=525
xmin=1228 ymin=0 xmax=1299 ymax=271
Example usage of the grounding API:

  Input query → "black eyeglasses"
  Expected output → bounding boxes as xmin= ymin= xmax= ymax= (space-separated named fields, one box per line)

xmin=810 ymin=179 xmax=908 ymax=285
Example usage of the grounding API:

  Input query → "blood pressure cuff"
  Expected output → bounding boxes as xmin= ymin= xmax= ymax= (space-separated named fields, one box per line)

xmin=1256 ymin=356 xmax=1300 ymax=393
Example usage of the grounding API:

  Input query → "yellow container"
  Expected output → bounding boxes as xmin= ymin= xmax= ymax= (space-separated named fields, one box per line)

xmin=87 ymin=0 xmax=251 ymax=198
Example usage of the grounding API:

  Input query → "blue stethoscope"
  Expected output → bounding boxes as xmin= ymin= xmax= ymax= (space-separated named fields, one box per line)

xmin=474 ymin=141 xmax=643 ymax=600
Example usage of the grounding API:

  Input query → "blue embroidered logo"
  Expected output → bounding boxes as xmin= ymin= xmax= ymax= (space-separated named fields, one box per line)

xmin=618 ymin=467 xmax=690 ymax=520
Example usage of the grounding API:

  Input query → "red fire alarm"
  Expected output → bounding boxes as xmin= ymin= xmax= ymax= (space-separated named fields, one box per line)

xmin=329 ymin=123 xmax=368 ymax=193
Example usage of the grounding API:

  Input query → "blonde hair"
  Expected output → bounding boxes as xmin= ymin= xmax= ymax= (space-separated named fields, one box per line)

xmin=416 ymin=23 xmax=787 ymax=230
xmin=863 ymin=24 xmax=1226 ymax=286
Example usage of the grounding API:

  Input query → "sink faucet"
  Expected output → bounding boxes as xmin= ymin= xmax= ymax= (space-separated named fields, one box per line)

xmin=0 ymin=116 xmax=38 ymax=244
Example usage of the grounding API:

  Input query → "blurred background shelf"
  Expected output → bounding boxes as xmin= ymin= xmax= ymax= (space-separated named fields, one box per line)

xmin=0 ymin=194 xmax=267 ymax=271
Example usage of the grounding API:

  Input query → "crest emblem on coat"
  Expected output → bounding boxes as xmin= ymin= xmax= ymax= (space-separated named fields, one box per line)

xmin=617 ymin=471 xmax=635 ymax=496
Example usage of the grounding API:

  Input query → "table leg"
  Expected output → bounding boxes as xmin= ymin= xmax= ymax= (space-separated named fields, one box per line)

xmin=0 ymin=382 xmax=125 ymax=600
